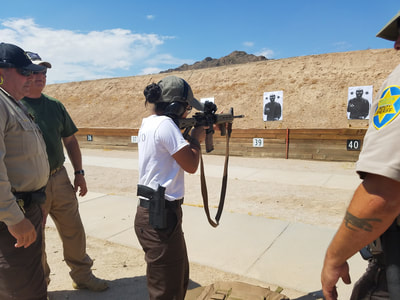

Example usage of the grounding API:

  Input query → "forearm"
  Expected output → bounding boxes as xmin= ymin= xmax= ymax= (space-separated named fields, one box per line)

xmin=63 ymin=135 xmax=83 ymax=171
xmin=326 ymin=174 xmax=400 ymax=267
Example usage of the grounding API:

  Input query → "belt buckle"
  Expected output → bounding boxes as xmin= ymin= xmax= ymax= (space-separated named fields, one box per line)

xmin=50 ymin=166 xmax=62 ymax=176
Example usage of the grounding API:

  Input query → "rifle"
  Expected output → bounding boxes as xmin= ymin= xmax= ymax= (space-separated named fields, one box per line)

xmin=175 ymin=101 xmax=244 ymax=227
xmin=175 ymin=101 xmax=244 ymax=153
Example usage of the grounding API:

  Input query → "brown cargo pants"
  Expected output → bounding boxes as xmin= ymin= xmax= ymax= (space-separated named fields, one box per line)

xmin=135 ymin=203 xmax=189 ymax=300
xmin=0 ymin=203 xmax=47 ymax=300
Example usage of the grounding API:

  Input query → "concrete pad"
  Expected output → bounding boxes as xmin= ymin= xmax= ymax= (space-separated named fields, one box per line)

xmin=245 ymin=223 xmax=334 ymax=291
xmin=183 ymin=206 xmax=290 ymax=275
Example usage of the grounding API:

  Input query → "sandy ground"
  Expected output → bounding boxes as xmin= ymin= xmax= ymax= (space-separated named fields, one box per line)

xmin=43 ymin=148 xmax=360 ymax=299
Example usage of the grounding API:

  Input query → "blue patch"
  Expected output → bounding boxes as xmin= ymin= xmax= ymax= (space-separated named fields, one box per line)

xmin=373 ymin=85 xmax=400 ymax=129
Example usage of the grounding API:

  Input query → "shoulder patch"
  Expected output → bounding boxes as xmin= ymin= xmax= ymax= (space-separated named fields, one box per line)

xmin=373 ymin=85 xmax=400 ymax=129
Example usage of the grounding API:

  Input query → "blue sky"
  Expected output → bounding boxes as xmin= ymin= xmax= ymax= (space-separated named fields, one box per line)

xmin=1 ymin=1 xmax=398 ymax=84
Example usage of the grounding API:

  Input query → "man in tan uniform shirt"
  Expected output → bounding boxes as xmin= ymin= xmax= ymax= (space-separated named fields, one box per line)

xmin=322 ymin=11 xmax=400 ymax=300
xmin=0 ymin=43 xmax=49 ymax=299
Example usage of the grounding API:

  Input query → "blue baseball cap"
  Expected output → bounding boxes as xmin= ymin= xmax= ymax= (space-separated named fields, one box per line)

xmin=0 ymin=43 xmax=45 ymax=72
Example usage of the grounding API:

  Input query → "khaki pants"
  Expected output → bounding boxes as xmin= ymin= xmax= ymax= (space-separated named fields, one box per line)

xmin=135 ymin=204 xmax=189 ymax=300
xmin=43 ymin=166 xmax=93 ymax=282
xmin=0 ymin=203 xmax=47 ymax=300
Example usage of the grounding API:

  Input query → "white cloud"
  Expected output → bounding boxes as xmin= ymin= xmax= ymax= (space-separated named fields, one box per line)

xmin=256 ymin=48 xmax=275 ymax=59
xmin=146 ymin=15 xmax=155 ymax=20
xmin=0 ymin=18 xmax=170 ymax=83
xmin=243 ymin=41 xmax=254 ymax=47
xmin=140 ymin=67 xmax=163 ymax=75
xmin=145 ymin=53 xmax=194 ymax=66
xmin=332 ymin=41 xmax=352 ymax=51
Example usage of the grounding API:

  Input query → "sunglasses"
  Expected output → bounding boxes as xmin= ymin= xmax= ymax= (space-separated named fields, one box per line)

xmin=16 ymin=68 xmax=33 ymax=77
xmin=33 ymin=69 xmax=47 ymax=75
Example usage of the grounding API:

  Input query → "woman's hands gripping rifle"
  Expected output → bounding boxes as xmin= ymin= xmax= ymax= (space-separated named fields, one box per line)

xmin=175 ymin=101 xmax=244 ymax=152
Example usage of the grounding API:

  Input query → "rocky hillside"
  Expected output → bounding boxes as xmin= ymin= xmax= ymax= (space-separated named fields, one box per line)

xmin=160 ymin=51 xmax=267 ymax=73
xmin=43 ymin=48 xmax=400 ymax=130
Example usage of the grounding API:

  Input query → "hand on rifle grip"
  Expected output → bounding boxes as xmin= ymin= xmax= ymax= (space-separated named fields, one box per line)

xmin=218 ymin=123 xmax=227 ymax=136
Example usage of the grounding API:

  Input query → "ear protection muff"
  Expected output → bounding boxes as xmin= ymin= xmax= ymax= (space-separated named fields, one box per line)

xmin=164 ymin=79 xmax=190 ymax=119
xmin=164 ymin=101 xmax=187 ymax=119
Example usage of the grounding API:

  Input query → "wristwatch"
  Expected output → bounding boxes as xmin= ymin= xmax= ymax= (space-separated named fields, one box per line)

xmin=74 ymin=169 xmax=85 ymax=176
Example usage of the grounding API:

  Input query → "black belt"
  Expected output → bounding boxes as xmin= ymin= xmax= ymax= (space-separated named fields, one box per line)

xmin=139 ymin=198 xmax=183 ymax=209
xmin=12 ymin=187 xmax=46 ymax=208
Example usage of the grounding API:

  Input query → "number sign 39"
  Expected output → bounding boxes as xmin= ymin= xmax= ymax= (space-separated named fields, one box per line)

xmin=253 ymin=138 xmax=264 ymax=147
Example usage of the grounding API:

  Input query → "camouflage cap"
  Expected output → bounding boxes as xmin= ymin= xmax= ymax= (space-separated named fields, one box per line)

xmin=158 ymin=76 xmax=204 ymax=111
xmin=376 ymin=11 xmax=400 ymax=41
xmin=26 ymin=51 xmax=52 ymax=68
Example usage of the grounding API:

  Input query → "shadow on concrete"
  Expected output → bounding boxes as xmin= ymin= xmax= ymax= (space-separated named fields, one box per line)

xmin=48 ymin=276 xmax=202 ymax=300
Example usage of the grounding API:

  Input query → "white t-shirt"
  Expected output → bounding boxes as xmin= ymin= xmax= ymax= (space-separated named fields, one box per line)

xmin=356 ymin=63 xmax=400 ymax=181
xmin=138 ymin=115 xmax=189 ymax=200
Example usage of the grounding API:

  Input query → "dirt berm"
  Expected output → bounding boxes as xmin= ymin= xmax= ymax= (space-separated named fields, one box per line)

xmin=44 ymin=49 xmax=400 ymax=131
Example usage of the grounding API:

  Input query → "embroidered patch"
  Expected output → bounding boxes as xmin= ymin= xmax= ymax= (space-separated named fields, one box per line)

xmin=373 ymin=85 xmax=400 ymax=129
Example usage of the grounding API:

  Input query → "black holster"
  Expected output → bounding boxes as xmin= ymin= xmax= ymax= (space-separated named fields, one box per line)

xmin=381 ymin=220 xmax=400 ymax=298
xmin=137 ymin=184 xmax=167 ymax=229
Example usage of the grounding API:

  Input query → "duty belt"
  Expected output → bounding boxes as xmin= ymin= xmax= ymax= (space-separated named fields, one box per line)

xmin=139 ymin=198 xmax=183 ymax=209
xmin=12 ymin=187 xmax=46 ymax=212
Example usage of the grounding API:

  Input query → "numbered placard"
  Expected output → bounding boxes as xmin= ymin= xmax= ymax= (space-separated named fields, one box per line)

xmin=131 ymin=136 xmax=138 ymax=143
xmin=253 ymin=138 xmax=264 ymax=147
xmin=347 ymin=139 xmax=361 ymax=151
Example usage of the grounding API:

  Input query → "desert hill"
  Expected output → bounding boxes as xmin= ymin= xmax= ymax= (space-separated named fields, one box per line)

xmin=160 ymin=50 xmax=267 ymax=73
xmin=44 ymin=48 xmax=400 ymax=130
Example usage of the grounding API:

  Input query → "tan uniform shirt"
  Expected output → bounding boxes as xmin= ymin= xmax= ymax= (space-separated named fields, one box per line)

xmin=0 ymin=88 xmax=49 ymax=225
xmin=356 ymin=63 xmax=400 ymax=181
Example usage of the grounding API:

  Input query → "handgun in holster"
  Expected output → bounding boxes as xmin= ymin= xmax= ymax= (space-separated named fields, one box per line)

xmin=359 ymin=217 xmax=400 ymax=298
xmin=381 ymin=218 xmax=400 ymax=297
xmin=137 ymin=184 xmax=167 ymax=229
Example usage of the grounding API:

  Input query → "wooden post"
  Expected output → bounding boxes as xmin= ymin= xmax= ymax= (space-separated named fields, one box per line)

xmin=286 ymin=128 xmax=289 ymax=159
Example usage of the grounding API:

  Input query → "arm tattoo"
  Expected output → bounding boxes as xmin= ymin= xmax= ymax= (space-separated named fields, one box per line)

xmin=344 ymin=211 xmax=381 ymax=232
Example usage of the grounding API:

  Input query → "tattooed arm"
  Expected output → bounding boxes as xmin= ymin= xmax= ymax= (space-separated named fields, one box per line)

xmin=321 ymin=173 xmax=400 ymax=300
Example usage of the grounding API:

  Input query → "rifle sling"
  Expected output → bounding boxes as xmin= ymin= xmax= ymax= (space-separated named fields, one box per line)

xmin=200 ymin=123 xmax=232 ymax=227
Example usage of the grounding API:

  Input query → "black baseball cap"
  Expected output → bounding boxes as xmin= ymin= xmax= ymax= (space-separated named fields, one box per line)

xmin=0 ymin=43 xmax=45 ymax=72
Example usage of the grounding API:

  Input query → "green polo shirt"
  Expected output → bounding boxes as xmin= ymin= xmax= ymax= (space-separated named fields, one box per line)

xmin=21 ymin=93 xmax=78 ymax=171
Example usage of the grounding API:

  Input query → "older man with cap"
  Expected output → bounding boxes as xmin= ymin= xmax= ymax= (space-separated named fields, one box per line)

xmin=0 ymin=42 xmax=49 ymax=299
xmin=135 ymin=75 xmax=206 ymax=299
xmin=21 ymin=52 xmax=108 ymax=292
xmin=321 ymin=11 xmax=400 ymax=300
